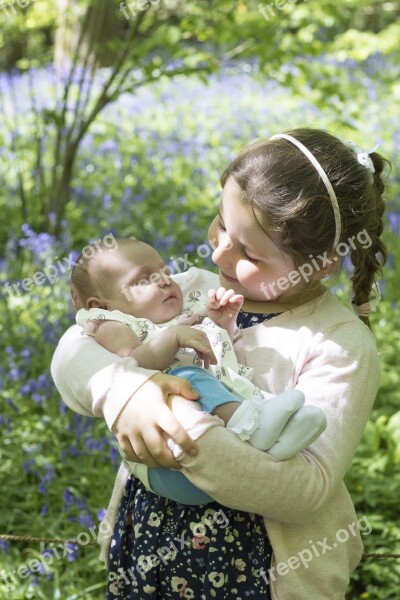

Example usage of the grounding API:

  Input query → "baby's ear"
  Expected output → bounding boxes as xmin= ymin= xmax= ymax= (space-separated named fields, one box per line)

xmin=87 ymin=296 xmax=108 ymax=309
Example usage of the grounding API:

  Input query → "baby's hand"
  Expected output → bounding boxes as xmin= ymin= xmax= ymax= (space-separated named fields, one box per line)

xmin=207 ymin=287 xmax=244 ymax=334
xmin=175 ymin=326 xmax=217 ymax=369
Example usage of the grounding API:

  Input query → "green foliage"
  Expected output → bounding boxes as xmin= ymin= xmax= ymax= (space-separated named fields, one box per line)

xmin=0 ymin=1 xmax=400 ymax=598
xmin=1 ymin=65 xmax=400 ymax=597
xmin=344 ymin=303 xmax=400 ymax=599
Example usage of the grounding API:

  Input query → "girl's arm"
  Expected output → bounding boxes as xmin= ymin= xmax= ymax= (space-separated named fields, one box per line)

xmin=176 ymin=322 xmax=380 ymax=523
xmin=94 ymin=321 xmax=217 ymax=370
xmin=50 ymin=325 xmax=201 ymax=468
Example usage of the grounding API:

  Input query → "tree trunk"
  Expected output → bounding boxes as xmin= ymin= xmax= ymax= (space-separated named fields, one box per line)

xmin=54 ymin=0 xmax=121 ymax=67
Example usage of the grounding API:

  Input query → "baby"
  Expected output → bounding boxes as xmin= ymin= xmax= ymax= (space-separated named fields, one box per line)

xmin=71 ymin=238 xmax=326 ymax=503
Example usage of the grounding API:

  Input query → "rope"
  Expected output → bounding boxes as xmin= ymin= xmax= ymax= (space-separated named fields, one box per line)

xmin=0 ymin=533 xmax=97 ymax=546
xmin=363 ymin=552 xmax=400 ymax=559
xmin=0 ymin=533 xmax=399 ymax=557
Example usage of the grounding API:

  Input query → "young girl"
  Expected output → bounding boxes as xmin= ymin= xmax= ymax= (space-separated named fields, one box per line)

xmin=51 ymin=128 xmax=388 ymax=599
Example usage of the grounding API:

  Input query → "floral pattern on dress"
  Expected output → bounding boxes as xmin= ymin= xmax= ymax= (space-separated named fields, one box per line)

xmin=106 ymin=479 xmax=272 ymax=599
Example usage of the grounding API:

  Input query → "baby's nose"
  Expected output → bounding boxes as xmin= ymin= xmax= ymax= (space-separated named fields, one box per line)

xmin=158 ymin=274 xmax=172 ymax=286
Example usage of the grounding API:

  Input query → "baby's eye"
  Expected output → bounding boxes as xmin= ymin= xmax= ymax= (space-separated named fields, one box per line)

xmin=131 ymin=275 xmax=151 ymax=286
xmin=241 ymin=247 xmax=258 ymax=263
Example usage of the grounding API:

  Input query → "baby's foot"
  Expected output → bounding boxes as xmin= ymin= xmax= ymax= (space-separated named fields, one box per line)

xmin=267 ymin=406 xmax=327 ymax=460
xmin=226 ymin=389 xmax=305 ymax=450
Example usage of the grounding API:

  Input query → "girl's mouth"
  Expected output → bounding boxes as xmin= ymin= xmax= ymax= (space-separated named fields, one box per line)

xmin=220 ymin=270 xmax=238 ymax=283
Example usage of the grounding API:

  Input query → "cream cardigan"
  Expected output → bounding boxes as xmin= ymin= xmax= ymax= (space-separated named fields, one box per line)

xmin=51 ymin=267 xmax=379 ymax=599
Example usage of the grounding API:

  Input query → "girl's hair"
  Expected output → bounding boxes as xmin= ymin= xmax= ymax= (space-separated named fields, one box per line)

xmin=221 ymin=128 xmax=389 ymax=328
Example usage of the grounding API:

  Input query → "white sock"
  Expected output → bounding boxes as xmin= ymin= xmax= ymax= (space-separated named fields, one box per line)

xmin=226 ymin=389 xmax=305 ymax=450
xmin=267 ymin=405 xmax=327 ymax=460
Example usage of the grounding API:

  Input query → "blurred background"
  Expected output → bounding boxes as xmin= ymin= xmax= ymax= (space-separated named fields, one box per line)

xmin=0 ymin=1 xmax=399 ymax=597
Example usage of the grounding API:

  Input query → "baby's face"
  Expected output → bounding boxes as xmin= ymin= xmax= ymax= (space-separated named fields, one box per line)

xmin=95 ymin=242 xmax=184 ymax=324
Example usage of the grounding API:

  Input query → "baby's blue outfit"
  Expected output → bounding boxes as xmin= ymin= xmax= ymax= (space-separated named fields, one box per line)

xmin=149 ymin=364 xmax=239 ymax=504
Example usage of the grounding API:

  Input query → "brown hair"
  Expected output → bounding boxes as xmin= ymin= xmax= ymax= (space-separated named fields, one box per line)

xmin=221 ymin=128 xmax=389 ymax=328
xmin=70 ymin=238 xmax=135 ymax=311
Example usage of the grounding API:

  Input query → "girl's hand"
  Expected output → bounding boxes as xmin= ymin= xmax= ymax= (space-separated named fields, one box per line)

xmin=175 ymin=326 xmax=218 ymax=368
xmin=207 ymin=287 xmax=244 ymax=333
xmin=112 ymin=373 xmax=200 ymax=469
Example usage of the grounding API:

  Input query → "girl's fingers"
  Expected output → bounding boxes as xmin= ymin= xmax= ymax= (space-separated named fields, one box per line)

xmin=157 ymin=405 xmax=198 ymax=460
xmin=190 ymin=341 xmax=217 ymax=364
xmin=141 ymin=427 xmax=182 ymax=469
xmin=122 ymin=433 xmax=163 ymax=468
xmin=165 ymin=374 xmax=199 ymax=400
xmin=117 ymin=435 xmax=140 ymax=462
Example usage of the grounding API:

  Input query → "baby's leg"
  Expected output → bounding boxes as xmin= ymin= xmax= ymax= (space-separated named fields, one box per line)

xmin=226 ymin=388 xmax=306 ymax=450
xmin=256 ymin=405 xmax=327 ymax=460
xmin=168 ymin=366 xmax=241 ymax=423
xmin=168 ymin=367 xmax=326 ymax=459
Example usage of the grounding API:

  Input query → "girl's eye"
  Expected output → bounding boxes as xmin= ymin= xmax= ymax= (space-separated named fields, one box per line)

xmin=241 ymin=247 xmax=258 ymax=263
xmin=216 ymin=217 xmax=226 ymax=231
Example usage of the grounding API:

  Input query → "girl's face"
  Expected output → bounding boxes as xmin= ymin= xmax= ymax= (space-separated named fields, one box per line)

xmin=208 ymin=177 xmax=298 ymax=302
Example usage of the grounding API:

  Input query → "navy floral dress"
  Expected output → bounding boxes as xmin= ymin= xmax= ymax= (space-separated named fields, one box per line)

xmin=106 ymin=312 xmax=278 ymax=600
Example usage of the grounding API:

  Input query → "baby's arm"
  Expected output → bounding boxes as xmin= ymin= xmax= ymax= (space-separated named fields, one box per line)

xmin=206 ymin=287 xmax=244 ymax=339
xmin=95 ymin=322 xmax=217 ymax=371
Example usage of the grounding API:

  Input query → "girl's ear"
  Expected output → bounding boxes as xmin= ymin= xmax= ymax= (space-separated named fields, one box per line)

xmin=313 ymin=251 xmax=340 ymax=280
xmin=87 ymin=296 xmax=108 ymax=309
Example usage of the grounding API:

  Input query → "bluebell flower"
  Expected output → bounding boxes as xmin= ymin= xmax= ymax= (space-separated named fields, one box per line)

xmin=66 ymin=542 xmax=79 ymax=562
xmin=38 ymin=480 xmax=48 ymax=495
xmin=76 ymin=513 xmax=94 ymax=528
xmin=97 ymin=508 xmax=107 ymax=521
xmin=387 ymin=211 xmax=400 ymax=234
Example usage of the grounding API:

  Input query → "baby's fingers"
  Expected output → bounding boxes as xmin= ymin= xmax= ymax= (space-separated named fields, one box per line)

xmin=229 ymin=293 xmax=244 ymax=307
xmin=218 ymin=288 xmax=238 ymax=306
xmin=208 ymin=289 xmax=217 ymax=302
xmin=207 ymin=288 xmax=220 ymax=308
xmin=215 ymin=287 xmax=227 ymax=302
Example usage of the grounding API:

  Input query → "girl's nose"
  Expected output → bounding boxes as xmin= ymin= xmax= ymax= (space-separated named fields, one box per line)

xmin=212 ymin=233 xmax=233 ymax=266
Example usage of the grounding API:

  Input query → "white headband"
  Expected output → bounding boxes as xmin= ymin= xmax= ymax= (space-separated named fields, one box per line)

xmin=339 ymin=139 xmax=379 ymax=179
xmin=270 ymin=133 xmax=342 ymax=249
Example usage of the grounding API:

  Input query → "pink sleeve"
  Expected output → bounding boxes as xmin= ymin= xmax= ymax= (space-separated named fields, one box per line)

xmin=51 ymin=325 xmax=159 ymax=429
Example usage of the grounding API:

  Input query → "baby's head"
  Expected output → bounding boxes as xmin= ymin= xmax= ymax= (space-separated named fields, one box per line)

xmin=213 ymin=128 xmax=388 ymax=325
xmin=71 ymin=238 xmax=184 ymax=323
